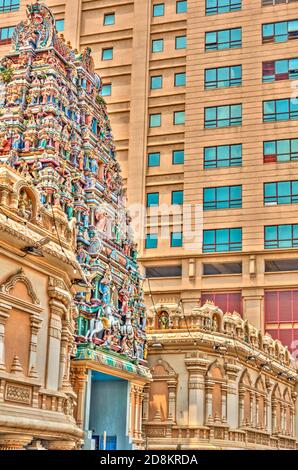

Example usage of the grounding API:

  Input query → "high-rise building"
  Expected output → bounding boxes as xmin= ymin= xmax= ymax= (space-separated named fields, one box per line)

xmin=2 ymin=0 xmax=298 ymax=405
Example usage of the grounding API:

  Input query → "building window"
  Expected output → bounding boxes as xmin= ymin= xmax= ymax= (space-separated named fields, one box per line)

xmin=55 ymin=19 xmax=64 ymax=32
xmin=264 ymin=139 xmax=298 ymax=163
xmin=101 ymin=84 xmax=111 ymax=96
xmin=176 ymin=1 xmax=187 ymax=13
xmin=174 ymin=111 xmax=185 ymax=125
xmin=265 ymin=224 xmax=298 ymax=249
xmin=148 ymin=152 xmax=160 ymax=167
xmin=206 ymin=0 xmax=241 ymax=15
xmin=150 ymin=75 xmax=163 ymax=89
xmin=146 ymin=265 xmax=182 ymax=278
xmin=171 ymin=232 xmax=183 ymax=247
xmin=172 ymin=190 xmax=184 ymax=205
xmin=0 ymin=0 xmax=19 ymax=13
xmin=102 ymin=48 xmax=113 ymax=60
xmin=0 ymin=26 xmax=15 ymax=44
xmin=265 ymin=290 xmax=298 ymax=354
xmin=263 ymin=58 xmax=298 ymax=83
xmin=175 ymin=72 xmax=186 ymax=87
xmin=149 ymin=113 xmax=161 ymax=127
xmin=263 ymin=98 xmax=298 ymax=122
xmin=103 ymin=13 xmax=115 ymax=25
xmin=147 ymin=192 xmax=159 ymax=207
xmin=264 ymin=181 xmax=298 ymax=206
xmin=203 ymin=185 xmax=242 ymax=210
xmin=262 ymin=19 xmax=298 ymax=44
xmin=146 ymin=234 xmax=158 ymax=249
xmin=204 ymin=144 xmax=242 ymax=168
xmin=205 ymin=65 xmax=242 ymax=89
xmin=201 ymin=292 xmax=242 ymax=315
xmin=173 ymin=149 xmax=184 ymax=165
xmin=205 ymin=28 xmax=242 ymax=51
xmin=152 ymin=39 xmax=164 ymax=53
xmin=153 ymin=3 xmax=165 ymax=16
xmin=203 ymin=228 xmax=242 ymax=252
xmin=175 ymin=35 xmax=186 ymax=49
xmin=205 ymin=104 xmax=242 ymax=128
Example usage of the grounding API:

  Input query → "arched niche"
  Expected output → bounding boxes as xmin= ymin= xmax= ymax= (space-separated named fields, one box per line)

xmin=148 ymin=359 xmax=177 ymax=423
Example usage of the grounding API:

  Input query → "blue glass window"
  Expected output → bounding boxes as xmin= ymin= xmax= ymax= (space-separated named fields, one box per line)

xmin=264 ymin=139 xmax=298 ymax=163
xmin=172 ymin=190 xmax=184 ymax=205
xmin=206 ymin=0 xmax=241 ymax=15
xmin=147 ymin=193 xmax=159 ymax=207
xmin=175 ymin=72 xmax=186 ymax=87
xmin=149 ymin=114 xmax=161 ymax=127
xmin=104 ymin=13 xmax=115 ymax=25
xmin=174 ymin=111 xmax=185 ymax=125
xmin=101 ymin=84 xmax=111 ymax=96
xmin=205 ymin=65 xmax=242 ymax=89
xmin=204 ymin=185 xmax=242 ymax=210
xmin=153 ymin=3 xmax=165 ymax=17
xmin=102 ymin=48 xmax=113 ymax=60
xmin=205 ymin=28 xmax=241 ymax=51
xmin=152 ymin=39 xmax=164 ymax=52
xmin=262 ymin=20 xmax=298 ymax=44
xmin=171 ymin=232 xmax=183 ymax=247
xmin=264 ymin=181 xmax=298 ymax=206
xmin=0 ymin=26 xmax=15 ymax=42
xmin=0 ymin=0 xmax=19 ymax=13
xmin=265 ymin=224 xmax=298 ymax=249
xmin=173 ymin=150 xmax=184 ymax=165
xmin=176 ymin=0 xmax=187 ymax=13
xmin=146 ymin=234 xmax=158 ymax=249
xmin=148 ymin=152 xmax=160 ymax=167
xmin=175 ymin=35 xmax=187 ymax=49
xmin=151 ymin=76 xmax=163 ymax=89
xmin=56 ymin=19 xmax=64 ymax=32
xmin=205 ymin=104 xmax=242 ymax=128
xmin=263 ymin=58 xmax=298 ymax=83
xmin=204 ymin=144 xmax=242 ymax=168
xmin=203 ymin=228 xmax=242 ymax=252
xmin=263 ymin=98 xmax=298 ymax=122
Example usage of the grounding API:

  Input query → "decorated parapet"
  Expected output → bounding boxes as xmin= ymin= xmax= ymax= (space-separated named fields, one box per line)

xmin=0 ymin=2 xmax=147 ymax=365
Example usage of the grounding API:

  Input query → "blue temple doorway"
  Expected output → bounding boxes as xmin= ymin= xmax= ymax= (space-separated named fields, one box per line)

xmin=83 ymin=370 xmax=132 ymax=450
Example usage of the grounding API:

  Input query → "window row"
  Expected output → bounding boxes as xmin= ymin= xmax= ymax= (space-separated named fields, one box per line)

xmin=148 ymin=180 xmax=298 ymax=210
xmin=148 ymin=139 xmax=298 ymax=169
xmin=203 ymin=99 xmax=298 ymax=128
xmin=153 ymin=1 xmax=187 ymax=16
xmin=151 ymin=72 xmax=186 ymax=89
xmin=146 ymin=224 xmax=298 ymax=251
xmin=149 ymin=111 xmax=185 ymax=127
xmin=152 ymin=35 xmax=186 ymax=53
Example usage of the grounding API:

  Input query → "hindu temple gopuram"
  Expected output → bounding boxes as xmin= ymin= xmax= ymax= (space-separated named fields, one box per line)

xmin=0 ymin=1 xmax=150 ymax=450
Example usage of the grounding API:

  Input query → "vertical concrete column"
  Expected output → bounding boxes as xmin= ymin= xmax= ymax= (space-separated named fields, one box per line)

xmin=265 ymin=398 xmax=271 ymax=433
xmin=127 ymin=0 xmax=151 ymax=252
xmin=185 ymin=355 xmax=209 ymax=426
xmin=46 ymin=299 xmax=64 ymax=389
xmin=205 ymin=384 xmax=213 ymax=424
xmin=272 ymin=403 xmax=276 ymax=434
xmin=0 ymin=303 xmax=11 ymax=370
xmin=58 ymin=326 xmax=68 ymax=389
xmin=72 ymin=367 xmax=88 ymax=428
xmin=64 ymin=0 xmax=82 ymax=51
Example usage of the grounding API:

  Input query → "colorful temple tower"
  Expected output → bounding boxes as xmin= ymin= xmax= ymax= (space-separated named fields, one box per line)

xmin=0 ymin=1 xmax=150 ymax=450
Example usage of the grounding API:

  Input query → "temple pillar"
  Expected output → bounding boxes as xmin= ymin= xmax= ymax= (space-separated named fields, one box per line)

xmin=222 ymin=385 xmax=227 ymax=423
xmin=142 ymin=384 xmax=150 ymax=421
xmin=46 ymin=299 xmax=64 ymax=389
xmin=29 ymin=313 xmax=42 ymax=375
xmin=185 ymin=355 xmax=208 ymax=426
xmin=239 ymin=391 xmax=245 ymax=427
xmin=168 ymin=380 xmax=177 ymax=422
xmin=72 ymin=366 xmax=88 ymax=428
xmin=225 ymin=363 xmax=241 ymax=429
xmin=205 ymin=384 xmax=213 ymax=424
xmin=0 ymin=303 xmax=11 ymax=370
xmin=272 ymin=403 xmax=277 ymax=434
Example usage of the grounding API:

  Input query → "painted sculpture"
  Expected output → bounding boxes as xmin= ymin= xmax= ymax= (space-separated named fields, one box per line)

xmin=0 ymin=1 xmax=147 ymax=364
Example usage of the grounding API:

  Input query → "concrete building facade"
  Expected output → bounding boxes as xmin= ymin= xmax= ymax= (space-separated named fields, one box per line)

xmin=0 ymin=0 xmax=294 ymax=354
